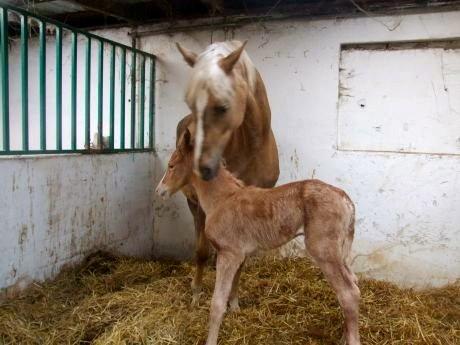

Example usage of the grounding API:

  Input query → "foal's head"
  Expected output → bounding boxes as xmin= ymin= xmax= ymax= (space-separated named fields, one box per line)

xmin=156 ymin=129 xmax=194 ymax=199
xmin=177 ymin=41 xmax=252 ymax=181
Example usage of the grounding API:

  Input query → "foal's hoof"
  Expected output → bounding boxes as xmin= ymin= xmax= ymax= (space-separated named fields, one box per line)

xmin=229 ymin=299 xmax=240 ymax=313
xmin=191 ymin=294 xmax=200 ymax=307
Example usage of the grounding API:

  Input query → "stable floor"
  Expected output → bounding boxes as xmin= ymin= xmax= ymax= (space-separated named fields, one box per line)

xmin=0 ymin=253 xmax=458 ymax=344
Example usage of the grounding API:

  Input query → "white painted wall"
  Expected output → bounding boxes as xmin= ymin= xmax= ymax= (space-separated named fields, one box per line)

xmin=1 ymin=28 xmax=157 ymax=294
xmin=2 ymin=11 xmax=460 ymax=292
xmin=143 ymin=11 xmax=460 ymax=287
xmin=0 ymin=152 xmax=156 ymax=296
xmin=339 ymin=43 xmax=460 ymax=155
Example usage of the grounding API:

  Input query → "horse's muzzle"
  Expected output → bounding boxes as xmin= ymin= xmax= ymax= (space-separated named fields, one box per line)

xmin=199 ymin=164 xmax=218 ymax=181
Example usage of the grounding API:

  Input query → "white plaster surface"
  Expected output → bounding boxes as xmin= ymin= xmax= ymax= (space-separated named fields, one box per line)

xmin=143 ymin=11 xmax=460 ymax=287
xmin=2 ymin=11 xmax=460 ymax=291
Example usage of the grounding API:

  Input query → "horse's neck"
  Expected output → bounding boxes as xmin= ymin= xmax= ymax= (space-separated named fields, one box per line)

xmin=225 ymin=76 xmax=272 ymax=165
xmin=191 ymin=168 xmax=243 ymax=215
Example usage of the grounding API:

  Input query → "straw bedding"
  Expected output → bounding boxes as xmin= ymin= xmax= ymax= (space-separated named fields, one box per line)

xmin=0 ymin=252 xmax=458 ymax=345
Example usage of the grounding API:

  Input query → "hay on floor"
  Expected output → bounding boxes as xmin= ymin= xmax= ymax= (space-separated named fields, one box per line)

xmin=0 ymin=252 xmax=459 ymax=345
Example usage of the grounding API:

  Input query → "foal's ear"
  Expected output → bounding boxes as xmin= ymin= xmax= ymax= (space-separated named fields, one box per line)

xmin=219 ymin=40 xmax=248 ymax=74
xmin=183 ymin=128 xmax=193 ymax=150
xmin=176 ymin=43 xmax=197 ymax=67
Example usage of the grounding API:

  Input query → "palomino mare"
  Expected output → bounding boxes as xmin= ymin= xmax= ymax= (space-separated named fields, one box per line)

xmin=175 ymin=40 xmax=279 ymax=304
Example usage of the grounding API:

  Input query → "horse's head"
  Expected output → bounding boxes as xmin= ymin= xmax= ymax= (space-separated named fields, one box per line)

xmin=156 ymin=129 xmax=194 ymax=199
xmin=177 ymin=41 xmax=250 ymax=181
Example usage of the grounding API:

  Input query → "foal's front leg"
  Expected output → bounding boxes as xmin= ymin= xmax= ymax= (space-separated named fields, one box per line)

xmin=206 ymin=251 xmax=245 ymax=345
xmin=228 ymin=261 xmax=244 ymax=312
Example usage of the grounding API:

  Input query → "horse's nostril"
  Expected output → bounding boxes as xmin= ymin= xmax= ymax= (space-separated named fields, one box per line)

xmin=200 ymin=166 xmax=213 ymax=181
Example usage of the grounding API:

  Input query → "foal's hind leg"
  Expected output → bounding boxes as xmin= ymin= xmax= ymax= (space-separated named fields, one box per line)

xmin=311 ymin=254 xmax=360 ymax=345
xmin=305 ymin=230 xmax=360 ymax=344
xmin=321 ymin=261 xmax=360 ymax=345
xmin=187 ymin=199 xmax=210 ymax=305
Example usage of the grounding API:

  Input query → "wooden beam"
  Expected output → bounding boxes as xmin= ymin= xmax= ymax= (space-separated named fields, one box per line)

xmin=64 ymin=0 xmax=138 ymax=24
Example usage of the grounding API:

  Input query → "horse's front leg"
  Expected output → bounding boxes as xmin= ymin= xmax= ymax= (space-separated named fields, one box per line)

xmin=187 ymin=199 xmax=210 ymax=306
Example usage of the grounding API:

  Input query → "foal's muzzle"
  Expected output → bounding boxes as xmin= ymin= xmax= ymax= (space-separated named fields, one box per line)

xmin=155 ymin=183 xmax=170 ymax=199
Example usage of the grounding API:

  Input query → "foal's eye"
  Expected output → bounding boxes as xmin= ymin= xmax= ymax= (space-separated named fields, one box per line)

xmin=214 ymin=105 xmax=227 ymax=116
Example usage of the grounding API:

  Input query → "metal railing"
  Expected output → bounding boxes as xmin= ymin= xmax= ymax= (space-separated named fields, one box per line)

xmin=0 ymin=4 xmax=156 ymax=155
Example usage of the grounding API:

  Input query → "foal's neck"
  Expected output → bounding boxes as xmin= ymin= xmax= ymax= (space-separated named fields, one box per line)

xmin=191 ymin=167 xmax=244 ymax=215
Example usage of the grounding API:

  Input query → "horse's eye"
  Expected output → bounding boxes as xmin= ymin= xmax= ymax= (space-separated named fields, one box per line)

xmin=214 ymin=105 xmax=227 ymax=116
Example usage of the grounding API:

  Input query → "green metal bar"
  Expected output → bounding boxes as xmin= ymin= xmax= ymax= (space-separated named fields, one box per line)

xmin=39 ymin=20 xmax=46 ymax=150
xmin=56 ymin=26 xmax=62 ymax=150
xmin=0 ymin=4 xmax=156 ymax=155
xmin=120 ymin=48 xmax=126 ymax=149
xmin=71 ymin=32 xmax=77 ymax=150
xmin=97 ymin=39 xmax=103 ymax=149
xmin=0 ymin=148 xmax=152 ymax=156
xmin=1 ymin=8 xmax=9 ymax=151
xmin=85 ymin=36 xmax=91 ymax=149
xmin=140 ymin=56 xmax=145 ymax=148
xmin=109 ymin=44 xmax=115 ymax=149
xmin=149 ymin=58 xmax=155 ymax=149
xmin=130 ymin=51 xmax=136 ymax=148
xmin=1 ymin=4 xmax=155 ymax=60
xmin=21 ymin=14 xmax=28 ymax=151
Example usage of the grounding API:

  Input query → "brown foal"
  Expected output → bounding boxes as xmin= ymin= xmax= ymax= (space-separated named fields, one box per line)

xmin=156 ymin=130 xmax=360 ymax=345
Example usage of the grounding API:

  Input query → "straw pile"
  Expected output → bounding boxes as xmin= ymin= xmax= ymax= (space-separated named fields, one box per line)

xmin=0 ymin=252 xmax=459 ymax=345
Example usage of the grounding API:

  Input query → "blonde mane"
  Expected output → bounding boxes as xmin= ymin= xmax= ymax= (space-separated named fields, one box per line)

xmin=185 ymin=41 xmax=257 ymax=107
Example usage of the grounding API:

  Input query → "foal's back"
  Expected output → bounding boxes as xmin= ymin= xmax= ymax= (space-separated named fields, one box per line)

xmin=205 ymin=179 xmax=354 ymax=254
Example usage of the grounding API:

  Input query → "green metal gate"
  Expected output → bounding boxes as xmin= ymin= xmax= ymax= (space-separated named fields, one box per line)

xmin=0 ymin=4 xmax=156 ymax=155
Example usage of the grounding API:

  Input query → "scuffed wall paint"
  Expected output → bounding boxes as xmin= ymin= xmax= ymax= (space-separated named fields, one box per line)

xmin=142 ymin=11 xmax=460 ymax=287
xmin=2 ymin=11 xmax=460 ymax=290
xmin=0 ymin=153 xmax=156 ymax=294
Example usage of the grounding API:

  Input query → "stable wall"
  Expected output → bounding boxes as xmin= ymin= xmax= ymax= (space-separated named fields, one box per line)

xmin=143 ymin=11 xmax=460 ymax=287
xmin=2 ymin=10 xmax=459 ymax=292
xmin=0 ymin=28 xmax=157 ymax=294
xmin=0 ymin=152 xmax=156 ymax=296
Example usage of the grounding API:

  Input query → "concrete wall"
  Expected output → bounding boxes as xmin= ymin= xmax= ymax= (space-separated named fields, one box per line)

xmin=2 ymin=10 xmax=459 ymax=292
xmin=0 ymin=152 xmax=156 ymax=296
xmin=1 ymin=28 xmax=157 ymax=294
xmin=143 ymin=11 xmax=460 ymax=287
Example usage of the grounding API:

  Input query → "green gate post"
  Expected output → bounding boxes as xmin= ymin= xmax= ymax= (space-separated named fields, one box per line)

xmin=56 ymin=26 xmax=63 ymax=150
xmin=1 ymin=8 xmax=10 ymax=151
xmin=85 ymin=36 xmax=91 ymax=149
xmin=20 ymin=14 xmax=28 ymax=151
xmin=71 ymin=32 xmax=77 ymax=150
xmin=39 ymin=20 xmax=46 ymax=151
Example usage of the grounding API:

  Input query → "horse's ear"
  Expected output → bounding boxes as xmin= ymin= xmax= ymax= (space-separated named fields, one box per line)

xmin=176 ymin=43 xmax=197 ymax=67
xmin=219 ymin=40 xmax=248 ymax=74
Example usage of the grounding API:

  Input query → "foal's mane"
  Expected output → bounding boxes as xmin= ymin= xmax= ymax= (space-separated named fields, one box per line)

xmin=220 ymin=161 xmax=246 ymax=189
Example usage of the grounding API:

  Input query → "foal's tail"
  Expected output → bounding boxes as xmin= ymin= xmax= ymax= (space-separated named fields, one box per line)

xmin=342 ymin=206 xmax=358 ymax=285
xmin=343 ymin=213 xmax=355 ymax=264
